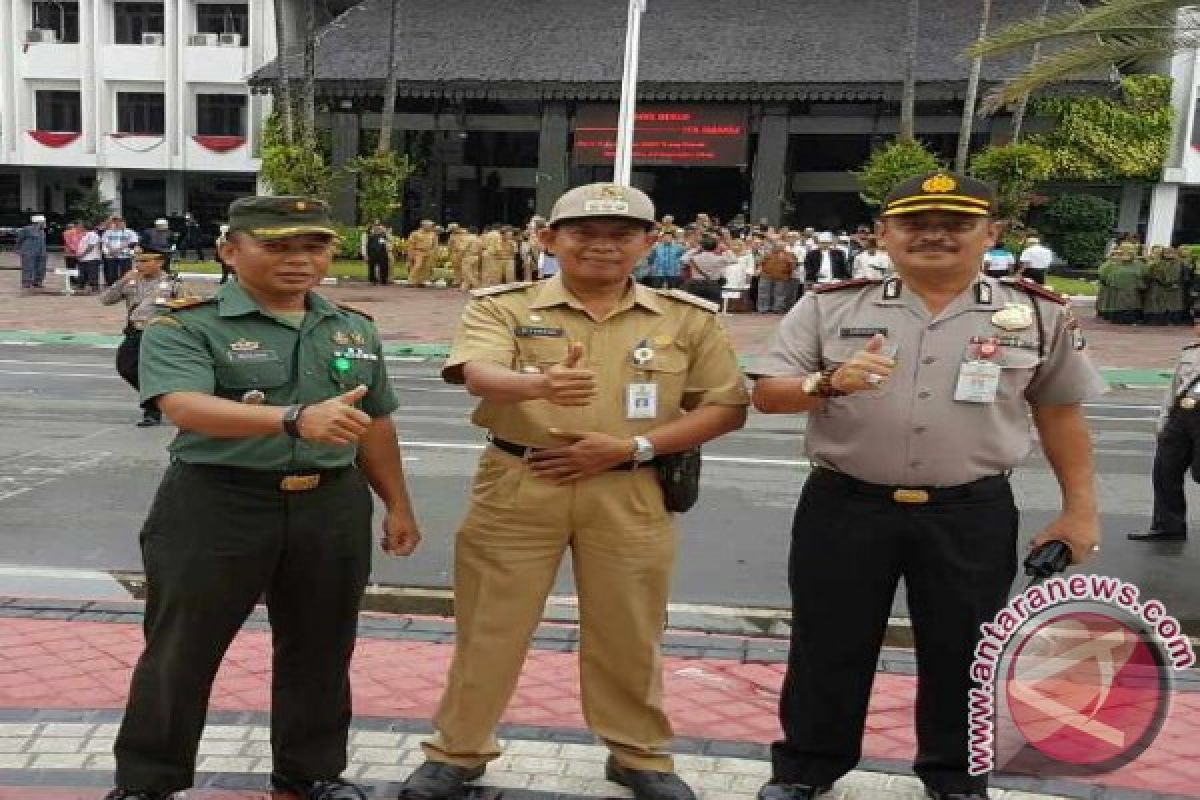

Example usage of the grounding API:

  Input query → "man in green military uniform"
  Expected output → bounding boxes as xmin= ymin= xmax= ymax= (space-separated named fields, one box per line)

xmin=1144 ymin=247 xmax=1186 ymax=326
xmin=106 ymin=196 xmax=422 ymax=800
xmin=1109 ymin=245 xmax=1148 ymax=325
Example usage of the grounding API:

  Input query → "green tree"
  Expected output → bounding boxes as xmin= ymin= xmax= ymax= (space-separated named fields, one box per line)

xmin=969 ymin=142 xmax=1054 ymax=224
xmin=344 ymin=151 xmax=416 ymax=224
xmin=856 ymin=139 xmax=941 ymax=208
xmin=1030 ymin=74 xmax=1174 ymax=180
xmin=968 ymin=0 xmax=1190 ymax=112
xmin=65 ymin=188 xmax=113 ymax=226
xmin=1040 ymin=193 xmax=1118 ymax=268
xmin=259 ymin=114 xmax=332 ymax=199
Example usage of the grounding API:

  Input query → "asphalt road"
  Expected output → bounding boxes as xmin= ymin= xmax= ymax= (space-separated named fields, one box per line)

xmin=0 ymin=343 xmax=1196 ymax=630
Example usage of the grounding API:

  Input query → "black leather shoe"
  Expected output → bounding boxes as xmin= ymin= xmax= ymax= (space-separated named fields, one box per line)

xmin=925 ymin=789 xmax=990 ymax=800
xmin=1127 ymin=529 xmax=1186 ymax=541
xmin=136 ymin=410 xmax=162 ymax=427
xmin=102 ymin=790 xmax=178 ymax=800
xmin=606 ymin=756 xmax=697 ymax=800
xmin=755 ymin=781 xmax=831 ymax=800
xmin=398 ymin=761 xmax=486 ymax=800
xmin=271 ymin=773 xmax=369 ymax=800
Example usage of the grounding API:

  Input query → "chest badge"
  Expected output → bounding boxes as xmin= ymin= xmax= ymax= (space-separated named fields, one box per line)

xmin=992 ymin=304 xmax=1034 ymax=332
xmin=230 ymin=339 xmax=261 ymax=352
xmin=241 ymin=389 xmax=266 ymax=405
xmin=332 ymin=331 xmax=351 ymax=346
xmin=632 ymin=339 xmax=654 ymax=367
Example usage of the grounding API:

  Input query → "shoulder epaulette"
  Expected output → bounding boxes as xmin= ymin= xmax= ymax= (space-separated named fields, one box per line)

xmin=813 ymin=278 xmax=881 ymax=294
xmin=164 ymin=296 xmax=213 ymax=312
xmin=336 ymin=302 xmax=373 ymax=321
xmin=661 ymin=288 xmax=719 ymax=313
xmin=1001 ymin=277 xmax=1069 ymax=305
xmin=470 ymin=281 xmax=534 ymax=298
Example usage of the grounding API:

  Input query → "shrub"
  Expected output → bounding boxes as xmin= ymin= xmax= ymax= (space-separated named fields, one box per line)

xmin=855 ymin=139 xmax=942 ymax=208
xmin=1040 ymin=194 xmax=1118 ymax=268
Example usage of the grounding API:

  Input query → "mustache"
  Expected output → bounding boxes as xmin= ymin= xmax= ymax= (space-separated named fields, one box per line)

xmin=908 ymin=244 xmax=958 ymax=253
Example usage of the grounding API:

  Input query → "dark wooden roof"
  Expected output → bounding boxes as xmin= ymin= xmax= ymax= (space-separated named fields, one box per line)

xmin=251 ymin=0 xmax=1105 ymax=101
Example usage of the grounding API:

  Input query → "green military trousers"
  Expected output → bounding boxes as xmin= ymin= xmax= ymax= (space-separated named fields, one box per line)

xmin=113 ymin=460 xmax=373 ymax=793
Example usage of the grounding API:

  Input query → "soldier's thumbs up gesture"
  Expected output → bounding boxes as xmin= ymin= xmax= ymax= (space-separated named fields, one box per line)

xmin=831 ymin=334 xmax=895 ymax=394
xmin=295 ymin=384 xmax=373 ymax=446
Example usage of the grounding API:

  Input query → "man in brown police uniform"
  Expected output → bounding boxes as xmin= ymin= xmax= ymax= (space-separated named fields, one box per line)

xmin=406 ymin=219 xmax=439 ymax=286
xmin=750 ymin=172 xmax=1105 ymax=800
xmin=398 ymin=183 xmax=749 ymax=800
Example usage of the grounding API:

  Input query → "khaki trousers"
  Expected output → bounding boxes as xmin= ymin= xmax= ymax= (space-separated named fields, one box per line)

xmin=459 ymin=256 xmax=482 ymax=290
xmin=423 ymin=447 xmax=676 ymax=771
xmin=408 ymin=250 xmax=436 ymax=285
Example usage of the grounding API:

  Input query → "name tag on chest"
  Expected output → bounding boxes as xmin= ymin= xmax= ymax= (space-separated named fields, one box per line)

xmin=227 ymin=350 xmax=278 ymax=363
xmin=954 ymin=361 xmax=1001 ymax=404
xmin=626 ymin=382 xmax=658 ymax=419
xmin=514 ymin=326 xmax=564 ymax=338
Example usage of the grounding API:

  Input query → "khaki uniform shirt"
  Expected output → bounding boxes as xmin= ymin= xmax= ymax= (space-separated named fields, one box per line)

xmin=407 ymin=230 xmax=438 ymax=254
xmin=100 ymin=274 xmax=179 ymax=328
xmin=448 ymin=232 xmax=471 ymax=257
xmin=480 ymin=231 xmax=505 ymax=257
xmin=443 ymin=276 xmax=749 ymax=447
xmin=751 ymin=276 xmax=1107 ymax=486
xmin=139 ymin=280 xmax=399 ymax=470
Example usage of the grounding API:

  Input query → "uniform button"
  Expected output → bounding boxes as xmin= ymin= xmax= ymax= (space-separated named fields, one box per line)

xmin=304 ymin=369 xmax=314 ymax=376
xmin=918 ymin=390 xmax=931 ymax=399
xmin=928 ymin=323 xmax=939 ymax=331
xmin=922 ymin=356 xmax=936 ymax=365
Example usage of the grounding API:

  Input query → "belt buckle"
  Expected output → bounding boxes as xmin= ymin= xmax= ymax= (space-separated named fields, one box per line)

xmin=893 ymin=488 xmax=930 ymax=504
xmin=280 ymin=474 xmax=321 ymax=492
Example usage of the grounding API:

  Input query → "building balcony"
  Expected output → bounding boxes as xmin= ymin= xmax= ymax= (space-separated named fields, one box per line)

xmin=100 ymin=133 xmax=169 ymax=169
xmin=17 ymin=43 xmax=81 ymax=80
xmin=20 ymin=130 xmax=94 ymax=167
xmin=102 ymin=44 xmax=166 ymax=82
xmin=183 ymin=41 xmax=252 ymax=84
xmin=185 ymin=134 xmax=259 ymax=172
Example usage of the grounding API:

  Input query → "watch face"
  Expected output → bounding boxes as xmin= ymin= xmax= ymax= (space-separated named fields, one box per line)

xmin=803 ymin=373 xmax=821 ymax=394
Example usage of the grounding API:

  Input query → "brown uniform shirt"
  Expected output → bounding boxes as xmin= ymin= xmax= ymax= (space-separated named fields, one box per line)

xmin=751 ymin=276 xmax=1107 ymax=487
xmin=407 ymin=230 xmax=438 ymax=254
xmin=443 ymin=276 xmax=749 ymax=447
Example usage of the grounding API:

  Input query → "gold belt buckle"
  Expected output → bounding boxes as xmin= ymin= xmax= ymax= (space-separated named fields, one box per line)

xmin=280 ymin=474 xmax=321 ymax=492
xmin=893 ymin=488 xmax=930 ymax=504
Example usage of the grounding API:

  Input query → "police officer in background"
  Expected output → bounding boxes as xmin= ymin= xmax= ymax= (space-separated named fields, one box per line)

xmin=400 ymin=183 xmax=749 ymax=800
xmin=750 ymin=172 xmax=1105 ymax=800
xmin=99 ymin=250 xmax=179 ymax=427
xmin=1128 ymin=324 xmax=1200 ymax=542
xmin=105 ymin=196 xmax=422 ymax=800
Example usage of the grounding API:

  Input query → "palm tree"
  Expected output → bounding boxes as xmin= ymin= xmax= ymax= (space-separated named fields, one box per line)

xmin=1009 ymin=0 xmax=1052 ymax=143
xmin=377 ymin=0 xmax=400 ymax=154
xmin=299 ymin=0 xmax=318 ymax=147
xmin=969 ymin=0 xmax=1191 ymax=114
xmin=899 ymin=0 xmax=920 ymax=141
xmin=955 ymin=0 xmax=993 ymax=172
xmin=271 ymin=0 xmax=294 ymax=144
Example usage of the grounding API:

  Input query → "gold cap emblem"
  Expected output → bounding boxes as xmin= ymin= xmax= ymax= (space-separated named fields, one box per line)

xmin=921 ymin=174 xmax=958 ymax=194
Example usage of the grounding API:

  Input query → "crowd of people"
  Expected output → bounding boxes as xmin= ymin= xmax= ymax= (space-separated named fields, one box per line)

xmin=1096 ymin=239 xmax=1197 ymax=325
xmin=357 ymin=212 xmax=1062 ymax=314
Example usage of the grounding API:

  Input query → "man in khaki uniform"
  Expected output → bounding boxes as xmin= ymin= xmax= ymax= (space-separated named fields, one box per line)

xmin=406 ymin=220 xmax=440 ymax=287
xmin=457 ymin=228 xmax=483 ymax=291
xmin=446 ymin=223 xmax=470 ymax=286
xmin=750 ymin=172 xmax=1105 ymax=800
xmin=476 ymin=226 xmax=505 ymax=288
xmin=400 ymin=184 xmax=749 ymax=800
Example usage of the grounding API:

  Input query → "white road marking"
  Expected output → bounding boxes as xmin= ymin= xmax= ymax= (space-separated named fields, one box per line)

xmin=0 ymin=428 xmax=115 ymax=465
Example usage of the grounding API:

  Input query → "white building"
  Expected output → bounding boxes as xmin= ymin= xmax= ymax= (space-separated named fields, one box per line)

xmin=0 ymin=0 xmax=278 ymax=227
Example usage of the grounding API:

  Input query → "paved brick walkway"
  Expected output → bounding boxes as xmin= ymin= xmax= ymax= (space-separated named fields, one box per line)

xmin=0 ymin=257 xmax=1192 ymax=371
xmin=0 ymin=599 xmax=1193 ymax=799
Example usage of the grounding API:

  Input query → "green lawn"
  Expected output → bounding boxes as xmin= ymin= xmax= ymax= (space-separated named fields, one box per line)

xmin=1048 ymin=276 xmax=1098 ymax=297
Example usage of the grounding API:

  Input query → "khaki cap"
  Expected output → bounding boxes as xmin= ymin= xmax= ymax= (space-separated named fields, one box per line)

xmin=548 ymin=183 xmax=656 ymax=227
xmin=227 ymin=196 xmax=338 ymax=240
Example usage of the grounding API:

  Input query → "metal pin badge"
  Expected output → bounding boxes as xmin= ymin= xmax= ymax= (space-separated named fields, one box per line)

xmin=241 ymin=389 xmax=266 ymax=405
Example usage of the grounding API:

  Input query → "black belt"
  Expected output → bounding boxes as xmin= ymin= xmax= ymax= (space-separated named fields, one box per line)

xmin=176 ymin=462 xmax=355 ymax=492
xmin=488 ymin=435 xmax=645 ymax=471
xmin=811 ymin=467 xmax=1009 ymax=505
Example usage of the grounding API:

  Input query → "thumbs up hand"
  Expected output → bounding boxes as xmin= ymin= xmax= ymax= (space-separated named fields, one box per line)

xmin=295 ymin=384 xmax=374 ymax=446
xmin=830 ymin=334 xmax=896 ymax=394
xmin=536 ymin=342 xmax=597 ymax=407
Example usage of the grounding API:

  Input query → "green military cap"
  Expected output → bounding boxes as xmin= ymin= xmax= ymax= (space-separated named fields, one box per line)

xmin=548 ymin=183 xmax=656 ymax=227
xmin=881 ymin=171 xmax=997 ymax=218
xmin=227 ymin=195 xmax=338 ymax=240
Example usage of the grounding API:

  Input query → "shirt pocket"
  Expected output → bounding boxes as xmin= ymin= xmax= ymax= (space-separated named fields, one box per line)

xmin=635 ymin=347 xmax=689 ymax=413
xmin=214 ymin=359 xmax=290 ymax=397
xmin=995 ymin=348 xmax=1042 ymax=397
xmin=516 ymin=337 xmax=569 ymax=370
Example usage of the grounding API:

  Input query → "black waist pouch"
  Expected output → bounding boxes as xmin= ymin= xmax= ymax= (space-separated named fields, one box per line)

xmin=656 ymin=447 xmax=702 ymax=512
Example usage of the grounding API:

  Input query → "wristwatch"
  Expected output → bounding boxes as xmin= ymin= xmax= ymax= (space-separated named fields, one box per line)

xmin=631 ymin=435 xmax=656 ymax=464
xmin=801 ymin=368 xmax=847 ymax=398
xmin=282 ymin=404 xmax=308 ymax=438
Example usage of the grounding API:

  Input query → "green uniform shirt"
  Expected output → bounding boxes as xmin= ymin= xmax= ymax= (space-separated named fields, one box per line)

xmin=139 ymin=280 xmax=399 ymax=470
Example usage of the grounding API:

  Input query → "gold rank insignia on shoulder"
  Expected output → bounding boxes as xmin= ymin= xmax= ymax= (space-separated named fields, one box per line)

xmin=921 ymin=174 xmax=958 ymax=193
xmin=349 ymin=331 xmax=366 ymax=347
xmin=333 ymin=331 xmax=351 ymax=345
xmin=991 ymin=304 xmax=1034 ymax=332
xmin=230 ymin=339 xmax=261 ymax=352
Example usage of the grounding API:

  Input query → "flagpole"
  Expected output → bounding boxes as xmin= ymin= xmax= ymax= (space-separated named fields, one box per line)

xmin=613 ymin=0 xmax=645 ymax=186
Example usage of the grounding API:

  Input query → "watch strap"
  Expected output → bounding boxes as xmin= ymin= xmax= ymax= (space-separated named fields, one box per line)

xmin=282 ymin=404 xmax=308 ymax=438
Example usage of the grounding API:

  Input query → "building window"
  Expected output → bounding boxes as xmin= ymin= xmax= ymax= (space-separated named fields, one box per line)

xmin=196 ymin=94 xmax=246 ymax=136
xmin=31 ymin=1 xmax=80 ymax=43
xmin=35 ymin=90 xmax=82 ymax=132
xmin=196 ymin=3 xmax=248 ymax=44
xmin=117 ymin=92 xmax=165 ymax=135
xmin=113 ymin=2 xmax=164 ymax=43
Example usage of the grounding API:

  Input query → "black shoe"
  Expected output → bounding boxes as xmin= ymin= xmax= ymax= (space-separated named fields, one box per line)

xmin=136 ymin=411 xmax=162 ymax=427
xmin=271 ymin=773 xmax=369 ymax=800
xmin=925 ymin=791 xmax=989 ymax=800
xmin=102 ymin=790 xmax=178 ymax=800
xmin=606 ymin=756 xmax=697 ymax=800
xmin=399 ymin=761 xmax=486 ymax=800
xmin=1127 ymin=529 xmax=1186 ymax=541
xmin=755 ymin=781 xmax=832 ymax=800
